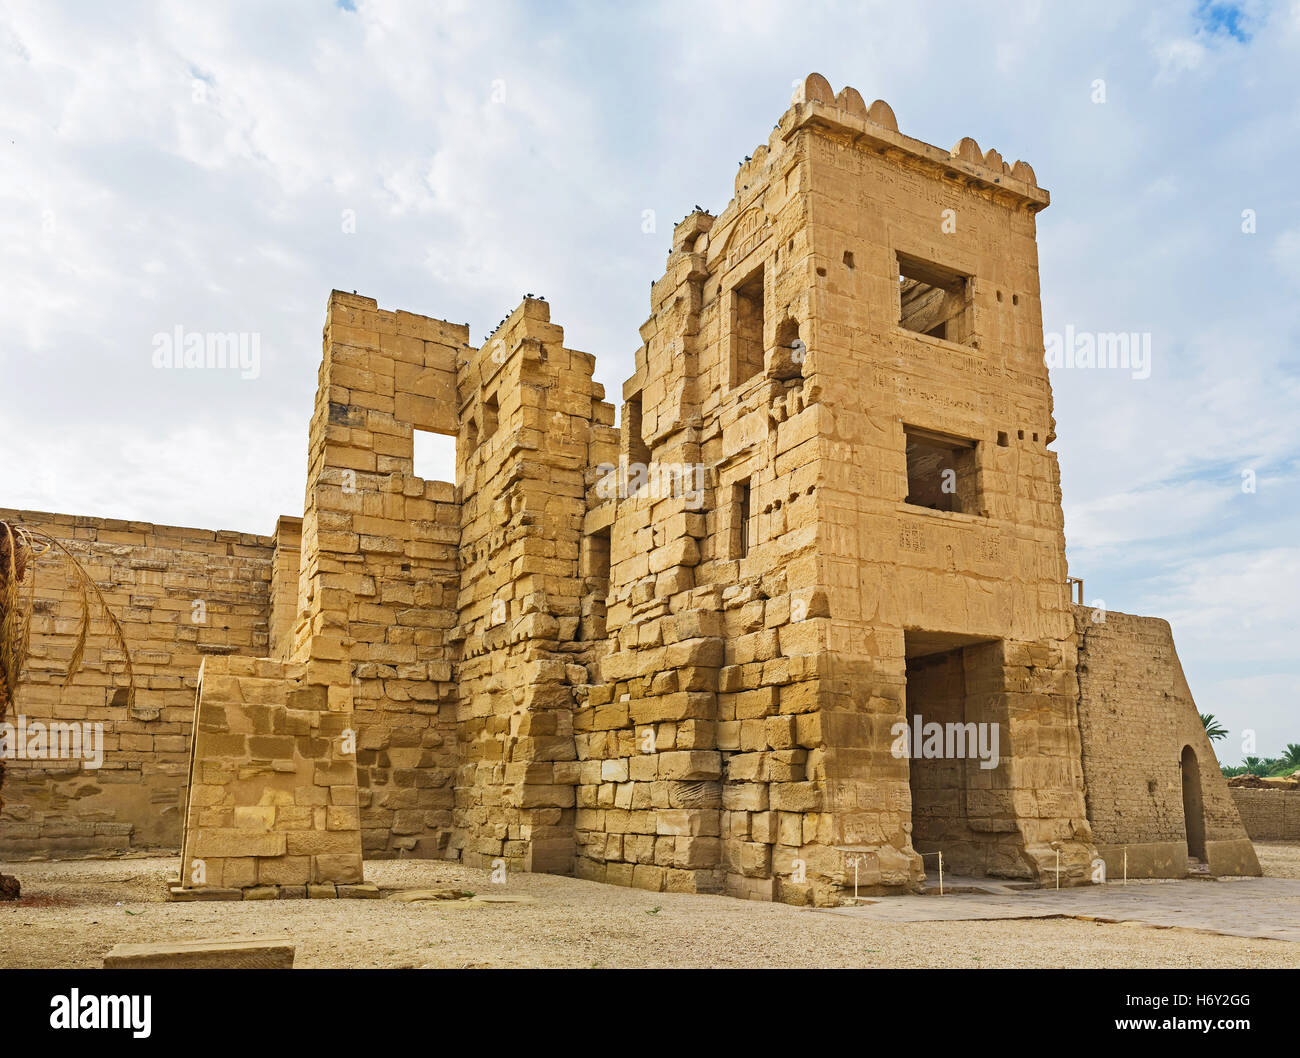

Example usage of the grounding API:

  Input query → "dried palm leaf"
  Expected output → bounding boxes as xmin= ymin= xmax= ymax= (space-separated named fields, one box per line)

xmin=0 ymin=521 xmax=135 ymax=711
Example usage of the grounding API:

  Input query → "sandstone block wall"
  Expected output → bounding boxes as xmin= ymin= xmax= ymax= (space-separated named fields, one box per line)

xmin=291 ymin=292 xmax=464 ymax=859
xmin=792 ymin=81 xmax=1092 ymax=887
xmin=452 ymin=297 xmax=615 ymax=874
xmin=267 ymin=517 xmax=302 ymax=661
xmin=0 ymin=508 xmax=273 ymax=857
xmin=176 ymin=656 xmax=364 ymax=896
xmin=1073 ymin=606 xmax=1259 ymax=877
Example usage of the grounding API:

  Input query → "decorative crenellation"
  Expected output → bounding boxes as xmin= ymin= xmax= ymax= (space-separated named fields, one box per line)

xmin=726 ymin=73 xmax=1044 ymax=218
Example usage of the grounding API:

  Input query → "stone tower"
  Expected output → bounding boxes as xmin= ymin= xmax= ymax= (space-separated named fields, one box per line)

xmin=576 ymin=73 xmax=1095 ymax=902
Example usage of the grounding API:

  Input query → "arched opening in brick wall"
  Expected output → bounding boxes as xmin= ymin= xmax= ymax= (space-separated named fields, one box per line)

xmin=1180 ymin=744 xmax=1206 ymax=862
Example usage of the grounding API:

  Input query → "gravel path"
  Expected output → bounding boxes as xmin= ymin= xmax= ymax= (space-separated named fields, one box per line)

xmin=2 ymin=851 xmax=1298 ymax=968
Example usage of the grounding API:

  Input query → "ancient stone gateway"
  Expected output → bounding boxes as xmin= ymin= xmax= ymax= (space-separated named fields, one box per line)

xmin=3 ymin=74 xmax=1258 ymax=905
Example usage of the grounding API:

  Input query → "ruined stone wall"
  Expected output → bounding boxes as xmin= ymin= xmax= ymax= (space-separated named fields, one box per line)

xmin=175 ymin=655 xmax=365 ymax=897
xmin=0 ymin=507 xmax=273 ymax=856
xmin=1230 ymin=788 xmax=1300 ymax=841
xmin=267 ymin=517 xmax=301 ymax=661
xmin=1074 ymin=606 xmax=1259 ymax=877
xmin=11 ymin=78 xmax=1261 ymax=909
xmin=292 ymin=291 xmax=463 ymax=859
xmin=452 ymin=298 xmax=615 ymax=874
xmin=573 ymin=89 xmax=834 ymax=902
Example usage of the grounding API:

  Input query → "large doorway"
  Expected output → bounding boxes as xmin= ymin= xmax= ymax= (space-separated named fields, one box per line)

xmin=1180 ymin=745 xmax=1206 ymax=861
xmin=903 ymin=631 xmax=1011 ymax=877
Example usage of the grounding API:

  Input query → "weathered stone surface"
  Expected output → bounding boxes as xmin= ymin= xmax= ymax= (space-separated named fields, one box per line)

xmin=103 ymin=937 xmax=295 ymax=969
xmin=385 ymin=888 xmax=473 ymax=902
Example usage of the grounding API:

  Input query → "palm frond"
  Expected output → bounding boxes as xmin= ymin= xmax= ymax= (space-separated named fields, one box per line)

xmin=0 ymin=520 xmax=31 ymax=709
xmin=1 ymin=521 xmax=135 ymax=711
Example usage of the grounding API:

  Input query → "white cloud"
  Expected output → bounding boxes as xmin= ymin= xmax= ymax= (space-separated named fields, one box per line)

xmin=1153 ymin=38 xmax=1206 ymax=80
xmin=1 ymin=0 xmax=1297 ymax=752
xmin=1065 ymin=479 xmax=1232 ymax=552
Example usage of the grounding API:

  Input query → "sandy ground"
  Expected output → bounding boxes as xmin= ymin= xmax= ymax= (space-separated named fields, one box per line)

xmin=1 ymin=845 xmax=1298 ymax=969
xmin=1255 ymin=840 xmax=1300 ymax=879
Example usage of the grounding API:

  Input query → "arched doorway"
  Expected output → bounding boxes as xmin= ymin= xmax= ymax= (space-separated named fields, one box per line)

xmin=1180 ymin=745 xmax=1206 ymax=862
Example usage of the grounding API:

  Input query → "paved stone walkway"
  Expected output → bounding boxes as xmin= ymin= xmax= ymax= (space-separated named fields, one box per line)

xmin=818 ymin=877 xmax=1300 ymax=942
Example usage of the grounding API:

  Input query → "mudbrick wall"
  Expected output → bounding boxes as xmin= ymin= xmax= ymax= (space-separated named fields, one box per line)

xmin=1073 ymin=606 xmax=1259 ymax=877
xmin=0 ymin=508 xmax=273 ymax=856
xmin=1231 ymin=788 xmax=1300 ymax=841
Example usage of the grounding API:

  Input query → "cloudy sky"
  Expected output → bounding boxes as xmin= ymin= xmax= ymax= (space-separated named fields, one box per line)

xmin=2 ymin=0 xmax=1296 ymax=763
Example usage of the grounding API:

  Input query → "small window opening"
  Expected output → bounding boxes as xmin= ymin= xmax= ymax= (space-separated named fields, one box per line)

xmin=897 ymin=253 xmax=972 ymax=344
xmin=996 ymin=431 xmax=1009 ymax=447
xmin=770 ymin=317 xmax=803 ymax=381
xmin=625 ymin=393 xmax=651 ymax=470
xmin=414 ymin=429 xmax=457 ymax=483
xmin=904 ymin=426 xmax=980 ymax=515
xmin=730 ymin=265 xmax=765 ymax=388
xmin=579 ymin=526 xmax=611 ymax=642
xmin=843 ymin=251 xmax=855 ymax=269
xmin=481 ymin=393 xmax=499 ymax=441
xmin=729 ymin=479 xmax=752 ymax=559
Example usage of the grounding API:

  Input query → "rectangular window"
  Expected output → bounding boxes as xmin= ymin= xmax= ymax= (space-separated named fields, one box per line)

xmin=904 ymin=426 xmax=980 ymax=515
xmin=579 ymin=526 xmax=611 ymax=642
xmin=730 ymin=265 xmax=765 ymax=388
xmin=728 ymin=478 xmax=752 ymax=558
xmin=625 ymin=393 xmax=650 ymax=468
xmin=481 ymin=392 xmax=499 ymax=440
xmin=897 ymin=253 xmax=971 ymax=344
xmin=413 ymin=429 xmax=457 ymax=483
